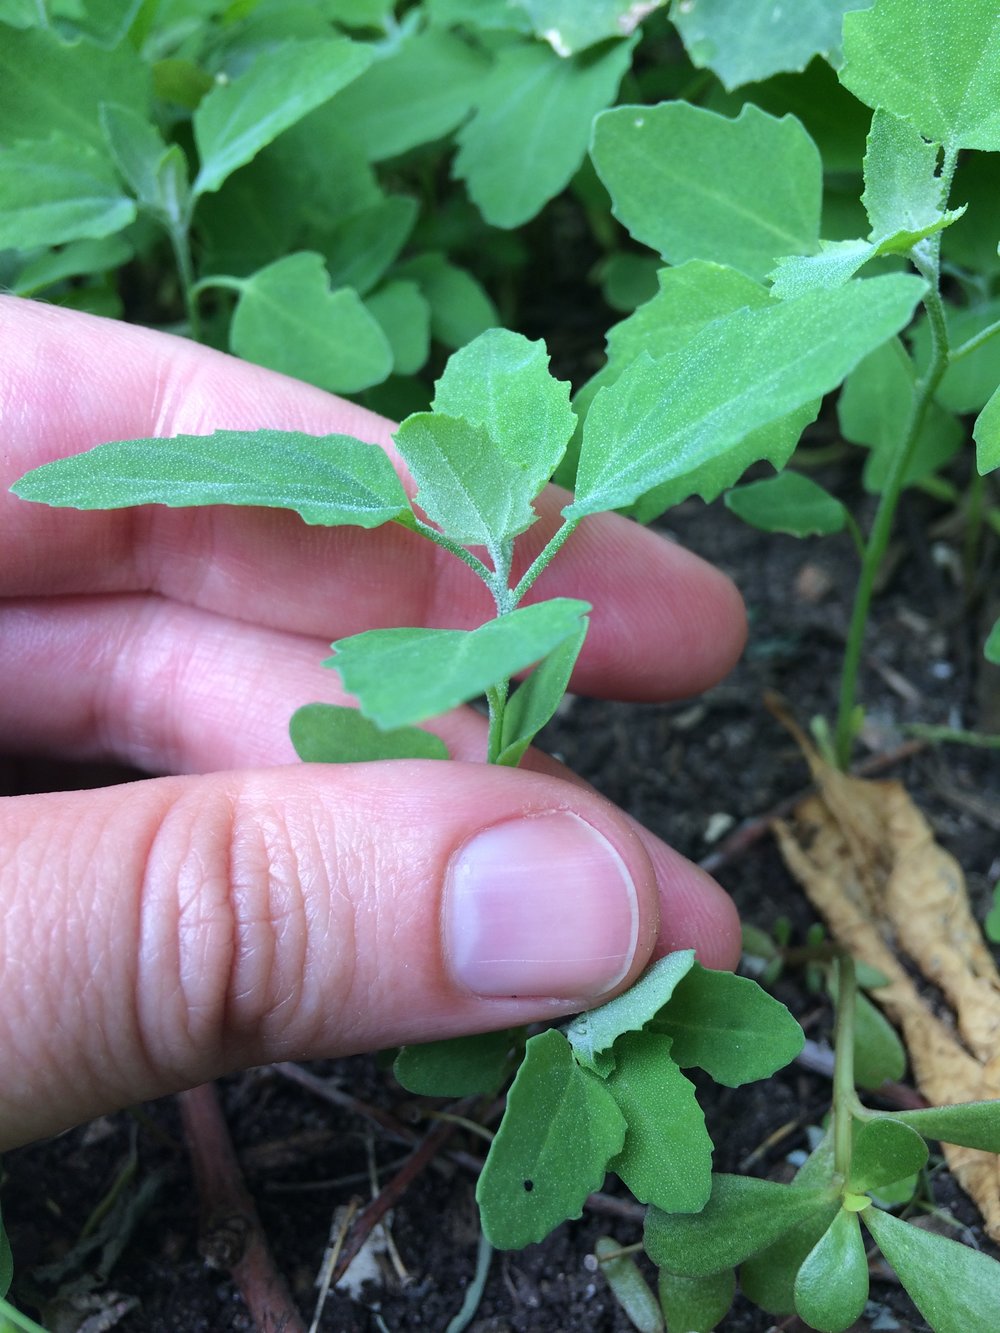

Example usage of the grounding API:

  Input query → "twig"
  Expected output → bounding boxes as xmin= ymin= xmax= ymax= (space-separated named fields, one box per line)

xmin=270 ymin=1062 xmax=419 ymax=1145
xmin=178 ymin=1083 xmax=306 ymax=1333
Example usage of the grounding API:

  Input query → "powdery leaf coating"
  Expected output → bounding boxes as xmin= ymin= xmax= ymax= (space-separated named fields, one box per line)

xmin=326 ymin=598 xmax=590 ymax=730
xmin=592 ymin=102 xmax=821 ymax=282
xmin=565 ymin=951 xmax=696 ymax=1074
xmin=477 ymin=1030 xmax=626 ymax=1248
xmin=841 ymin=0 xmax=1000 ymax=152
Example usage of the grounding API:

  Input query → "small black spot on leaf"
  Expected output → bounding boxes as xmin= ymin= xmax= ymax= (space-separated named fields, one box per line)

xmin=523 ymin=1179 xmax=534 ymax=1192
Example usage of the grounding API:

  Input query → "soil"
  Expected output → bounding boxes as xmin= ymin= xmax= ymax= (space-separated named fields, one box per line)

xmin=4 ymin=456 xmax=999 ymax=1333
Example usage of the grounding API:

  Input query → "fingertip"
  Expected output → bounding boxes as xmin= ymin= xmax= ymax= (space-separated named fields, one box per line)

xmin=640 ymin=835 xmax=743 ymax=971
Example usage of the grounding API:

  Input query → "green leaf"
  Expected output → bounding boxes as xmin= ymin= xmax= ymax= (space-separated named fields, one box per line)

xmin=496 ymin=622 xmax=587 ymax=767
xmin=0 ymin=135 xmax=136 ymax=250
xmin=986 ymin=618 xmax=1000 ymax=666
xmin=839 ymin=336 xmax=962 ymax=494
xmin=99 ymin=102 xmax=185 ymax=220
xmin=566 ymin=274 xmax=926 ymax=520
xmin=794 ymin=1208 xmax=869 ymax=1333
xmin=322 ymin=193 xmax=418 ymax=294
xmin=393 ymin=1029 xmax=517 ymax=1097
xmin=12 ymin=429 xmax=412 ymax=528
xmin=651 ymin=962 xmax=804 ymax=1087
xmin=0 ymin=28 xmax=149 ymax=151
xmin=606 ymin=1032 xmax=713 ymax=1213
xmin=193 ymin=38 xmax=372 ymax=196
xmin=455 ymin=36 xmax=634 ymax=229
xmin=595 ymin=1236 xmax=664 ymax=1333
xmin=327 ymin=28 xmax=490 ymax=162
xmin=863 ymin=108 xmax=962 ymax=250
xmin=393 ymin=253 xmax=499 ymax=349
xmin=326 ymin=598 xmax=590 ymax=730
xmin=597 ymin=252 xmax=661 ymax=314
xmin=672 ymin=0 xmax=870 ymax=91
xmin=852 ymin=989 xmax=907 ymax=1089
xmin=430 ymin=328 xmax=576 ymax=534
xmin=365 ymin=280 xmax=431 ymax=377
xmin=229 ymin=253 xmax=393 ymax=394
xmin=519 ymin=0 xmax=663 ymax=55
xmin=54 ymin=0 xmax=146 ymax=48
xmin=591 ymin=102 xmax=821 ymax=282
xmin=863 ymin=1205 xmax=1000 ymax=1333
xmin=841 ymin=0 xmax=1000 ymax=153
xmin=289 ymin=703 xmax=448 ymax=763
xmin=740 ymin=1201 xmax=842 ymax=1315
xmin=984 ymin=883 xmax=1000 ymax=941
xmin=657 ymin=1268 xmax=734 ymax=1333
xmin=11 ymin=234 xmax=132 ymax=296
xmin=974 ymin=384 xmax=1000 ymax=476
xmin=724 ymin=472 xmax=847 ymax=538
xmin=849 ymin=1119 xmax=928 ymax=1193
xmin=477 ymin=1029 xmax=626 ymax=1249
xmin=645 ymin=1174 xmax=837 ymax=1277
xmin=883 ymin=1101 xmax=1000 ymax=1154
xmin=565 ymin=951 xmax=696 ymax=1074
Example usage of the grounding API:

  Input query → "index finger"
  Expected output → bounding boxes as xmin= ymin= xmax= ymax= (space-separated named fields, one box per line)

xmin=1 ymin=296 xmax=745 ymax=701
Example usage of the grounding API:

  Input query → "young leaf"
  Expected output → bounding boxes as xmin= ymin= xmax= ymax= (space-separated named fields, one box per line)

xmin=476 ymin=1029 xmax=626 ymax=1249
xmin=433 ymin=329 xmax=576 ymax=504
xmin=657 ymin=1268 xmax=734 ymax=1333
xmin=393 ymin=253 xmax=499 ymax=349
xmin=0 ymin=136 xmax=136 ymax=250
xmin=724 ymin=472 xmax=848 ymax=538
xmin=671 ymin=0 xmax=866 ymax=91
xmin=606 ymin=1032 xmax=713 ymax=1214
xmin=192 ymin=39 xmax=372 ymax=196
xmin=739 ymin=1201 xmax=842 ymax=1315
xmin=326 ymin=599 xmax=591 ymax=730
xmin=863 ymin=1205 xmax=1000 ymax=1333
xmin=393 ymin=1029 xmax=517 ymax=1097
xmin=496 ymin=622 xmax=587 ymax=767
xmin=883 ymin=1101 xmax=1000 ymax=1154
xmin=650 ymin=963 xmax=804 ymax=1086
xmin=564 ymin=951 xmax=696 ymax=1074
xmin=11 ymin=430 xmax=412 ymax=529
xmin=644 ymin=1174 xmax=837 ymax=1277
xmin=591 ymin=102 xmax=821 ymax=283
xmin=455 ymin=36 xmax=634 ymax=230
xmin=863 ymin=108 xmax=962 ymax=252
xmin=565 ymin=274 xmax=926 ymax=521
xmin=11 ymin=234 xmax=132 ymax=297
xmin=595 ymin=1236 xmax=664 ymax=1333
xmin=365 ymin=280 xmax=431 ymax=377
xmin=323 ymin=194 xmax=418 ymax=295
xmin=841 ymin=0 xmax=1000 ymax=153
xmin=326 ymin=28 xmax=490 ymax=163
xmin=100 ymin=102 xmax=183 ymax=218
xmin=974 ymin=384 xmax=1000 ymax=475
xmin=289 ymin=704 xmax=448 ymax=764
xmin=849 ymin=1119 xmax=928 ymax=1193
xmin=852 ymin=989 xmax=907 ymax=1090
xmin=793 ymin=1208 xmax=869 ymax=1333
xmin=0 ymin=27 xmax=149 ymax=150
xmin=229 ymin=253 xmax=393 ymax=394
xmin=839 ymin=336 xmax=962 ymax=494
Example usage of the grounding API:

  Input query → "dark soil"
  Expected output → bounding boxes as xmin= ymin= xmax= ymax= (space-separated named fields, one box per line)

xmin=4 ymin=465 xmax=999 ymax=1333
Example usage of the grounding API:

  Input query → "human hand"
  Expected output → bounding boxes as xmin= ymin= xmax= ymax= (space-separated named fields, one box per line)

xmin=0 ymin=296 xmax=745 ymax=1150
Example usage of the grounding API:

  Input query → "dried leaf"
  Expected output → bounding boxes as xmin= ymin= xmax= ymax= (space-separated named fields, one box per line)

xmin=770 ymin=703 xmax=1000 ymax=1238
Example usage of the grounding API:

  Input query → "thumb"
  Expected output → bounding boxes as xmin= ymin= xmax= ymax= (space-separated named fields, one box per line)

xmin=1 ymin=761 xmax=665 ymax=1149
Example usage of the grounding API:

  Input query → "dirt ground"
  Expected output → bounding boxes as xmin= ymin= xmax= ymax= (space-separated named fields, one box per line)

xmin=4 ymin=454 xmax=998 ymax=1332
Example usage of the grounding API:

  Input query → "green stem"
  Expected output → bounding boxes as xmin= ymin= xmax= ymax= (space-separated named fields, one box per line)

xmin=950 ymin=316 xmax=1000 ymax=364
xmin=412 ymin=520 xmax=492 ymax=583
xmin=0 ymin=1298 xmax=49 ymax=1333
xmin=915 ymin=474 xmax=1000 ymax=538
xmin=833 ymin=148 xmax=959 ymax=769
xmin=902 ymin=723 xmax=1000 ymax=749
xmin=485 ymin=681 xmax=509 ymax=764
xmin=832 ymin=954 xmax=858 ymax=1182
xmin=512 ymin=518 xmax=578 ymax=604
xmin=167 ymin=222 xmax=201 ymax=342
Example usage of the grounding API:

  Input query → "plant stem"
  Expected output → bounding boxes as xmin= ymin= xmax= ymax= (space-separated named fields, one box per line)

xmin=950 ymin=315 xmax=1000 ymax=363
xmin=167 ymin=222 xmax=202 ymax=342
xmin=832 ymin=954 xmax=858 ymax=1182
xmin=0 ymin=1299 xmax=48 ymax=1333
xmin=486 ymin=681 xmax=509 ymax=763
xmin=412 ymin=521 xmax=492 ymax=582
xmin=833 ymin=148 xmax=959 ymax=769
xmin=512 ymin=518 xmax=578 ymax=604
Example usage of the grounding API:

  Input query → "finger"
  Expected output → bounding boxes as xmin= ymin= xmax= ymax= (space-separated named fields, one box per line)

xmin=0 ymin=596 xmax=743 ymax=975
xmin=0 ymin=762 xmax=668 ymax=1149
xmin=1 ymin=297 xmax=746 ymax=700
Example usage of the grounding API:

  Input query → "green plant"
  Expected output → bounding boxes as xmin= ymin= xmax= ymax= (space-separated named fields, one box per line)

xmin=5 ymin=1 xmax=1000 ymax=1329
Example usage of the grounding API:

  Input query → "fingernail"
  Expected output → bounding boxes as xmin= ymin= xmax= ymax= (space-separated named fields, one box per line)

xmin=443 ymin=811 xmax=640 ymax=999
